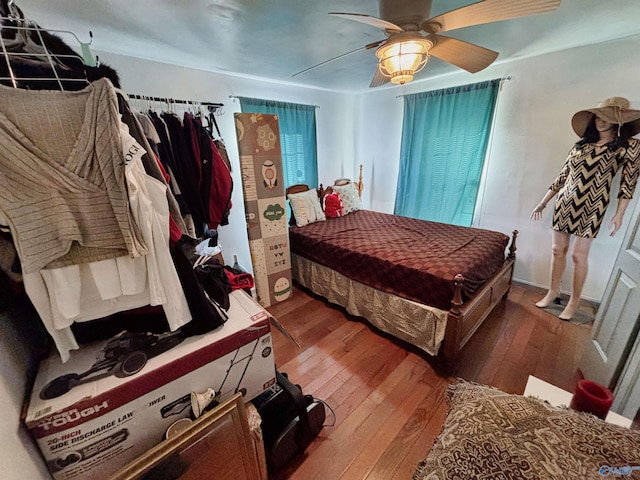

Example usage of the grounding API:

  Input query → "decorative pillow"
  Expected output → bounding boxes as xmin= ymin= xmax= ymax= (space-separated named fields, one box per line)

xmin=332 ymin=182 xmax=361 ymax=215
xmin=322 ymin=192 xmax=343 ymax=218
xmin=287 ymin=188 xmax=325 ymax=227
xmin=413 ymin=380 xmax=640 ymax=480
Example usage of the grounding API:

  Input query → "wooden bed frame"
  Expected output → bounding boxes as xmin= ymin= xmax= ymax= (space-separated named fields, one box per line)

xmin=444 ymin=239 xmax=516 ymax=358
xmin=286 ymin=166 xmax=518 ymax=360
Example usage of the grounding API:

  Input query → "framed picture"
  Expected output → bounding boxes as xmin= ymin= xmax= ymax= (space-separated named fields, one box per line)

xmin=110 ymin=393 xmax=265 ymax=480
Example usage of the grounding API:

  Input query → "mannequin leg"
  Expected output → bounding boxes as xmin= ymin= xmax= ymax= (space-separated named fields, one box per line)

xmin=559 ymin=236 xmax=593 ymax=320
xmin=536 ymin=231 xmax=570 ymax=308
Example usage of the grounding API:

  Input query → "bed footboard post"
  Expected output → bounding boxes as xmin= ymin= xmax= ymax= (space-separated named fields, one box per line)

xmin=451 ymin=274 xmax=464 ymax=315
xmin=443 ymin=274 xmax=464 ymax=359
xmin=508 ymin=230 xmax=518 ymax=260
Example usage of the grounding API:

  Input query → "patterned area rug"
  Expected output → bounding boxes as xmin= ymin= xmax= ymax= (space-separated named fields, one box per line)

xmin=413 ymin=380 xmax=640 ymax=480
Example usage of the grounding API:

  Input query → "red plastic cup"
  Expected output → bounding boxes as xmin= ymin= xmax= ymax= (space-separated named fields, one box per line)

xmin=569 ymin=379 xmax=614 ymax=420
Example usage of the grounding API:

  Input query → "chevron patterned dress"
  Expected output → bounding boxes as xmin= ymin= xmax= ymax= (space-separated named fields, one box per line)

xmin=550 ymin=138 xmax=640 ymax=238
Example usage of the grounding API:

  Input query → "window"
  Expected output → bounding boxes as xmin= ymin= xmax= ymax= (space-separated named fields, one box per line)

xmin=281 ymin=133 xmax=306 ymax=186
xmin=239 ymin=97 xmax=318 ymax=189
xmin=394 ymin=80 xmax=500 ymax=226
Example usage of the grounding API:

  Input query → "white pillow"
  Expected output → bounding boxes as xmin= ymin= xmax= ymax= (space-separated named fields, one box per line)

xmin=287 ymin=188 xmax=326 ymax=227
xmin=332 ymin=182 xmax=362 ymax=215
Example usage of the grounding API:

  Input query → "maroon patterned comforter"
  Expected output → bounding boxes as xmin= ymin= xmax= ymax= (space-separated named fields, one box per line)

xmin=289 ymin=210 xmax=510 ymax=311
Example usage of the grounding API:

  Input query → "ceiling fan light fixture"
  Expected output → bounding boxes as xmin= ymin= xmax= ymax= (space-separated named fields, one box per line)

xmin=376 ymin=37 xmax=432 ymax=85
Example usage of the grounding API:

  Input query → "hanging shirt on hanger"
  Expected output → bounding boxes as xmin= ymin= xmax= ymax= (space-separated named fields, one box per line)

xmin=148 ymin=111 xmax=196 ymax=237
xmin=0 ymin=77 xmax=147 ymax=274
xmin=19 ymin=118 xmax=193 ymax=363
xmin=162 ymin=112 xmax=207 ymax=237
xmin=184 ymin=112 xmax=233 ymax=229
xmin=116 ymin=94 xmax=188 ymax=239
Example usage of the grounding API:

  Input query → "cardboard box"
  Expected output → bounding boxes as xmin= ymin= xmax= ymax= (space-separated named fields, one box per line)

xmin=24 ymin=291 xmax=276 ymax=480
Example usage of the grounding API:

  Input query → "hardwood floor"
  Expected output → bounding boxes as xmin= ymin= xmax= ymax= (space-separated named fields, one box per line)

xmin=265 ymin=281 xmax=593 ymax=480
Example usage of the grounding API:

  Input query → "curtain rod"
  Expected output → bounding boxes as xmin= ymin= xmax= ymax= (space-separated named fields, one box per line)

xmin=394 ymin=75 xmax=512 ymax=98
xmin=128 ymin=94 xmax=223 ymax=109
xmin=229 ymin=95 xmax=319 ymax=109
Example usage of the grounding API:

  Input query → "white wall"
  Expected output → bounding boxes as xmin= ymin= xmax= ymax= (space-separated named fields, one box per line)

xmin=354 ymin=34 xmax=640 ymax=302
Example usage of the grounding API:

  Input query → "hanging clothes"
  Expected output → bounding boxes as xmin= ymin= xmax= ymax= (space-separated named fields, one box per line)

xmin=148 ymin=111 xmax=196 ymax=237
xmin=0 ymin=17 xmax=232 ymax=363
xmin=215 ymin=139 xmax=233 ymax=173
xmin=205 ymin=106 xmax=233 ymax=172
xmin=183 ymin=112 xmax=233 ymax=229
xmin=14 ymin=111 xmax=194 ymax=362
xmin=0 ymin=77 xmax=147 ymax=274
xmin=118 ymin=119 xmax=191 ymax=330
xmin=209 ymin=136 xmax=233 ymax=228
xmin=161 ymin=112 xmax=207 ymax=237
xmin=116 ymin=94 xmax=188 ymax=243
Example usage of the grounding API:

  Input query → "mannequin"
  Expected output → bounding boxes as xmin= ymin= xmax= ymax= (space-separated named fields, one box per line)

xmin=531 ymin=97 xmax=640 ymax=320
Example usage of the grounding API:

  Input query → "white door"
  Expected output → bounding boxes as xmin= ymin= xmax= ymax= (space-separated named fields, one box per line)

xmin=579 ymin=197 xmax=640 ymax=416
xmin=613 ymin=329 xmax=640 ymax=418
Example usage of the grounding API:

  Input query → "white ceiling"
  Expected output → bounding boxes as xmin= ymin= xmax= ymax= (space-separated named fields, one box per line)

xmin=13 ymin=0 xmax=640 ymax=93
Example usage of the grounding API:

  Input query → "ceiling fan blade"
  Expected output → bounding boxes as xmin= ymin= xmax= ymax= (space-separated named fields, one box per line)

xmin=292 ymin=40 xmax=385 ymax=77
xmin=369 ymin=68 xmax=391 ymax=88
xmin=422 ymin=0 xmax=561 ymax=34
xmin=428 ymin=34 xmax=499 ymax=73
xmin=329 ymin=12 xmax=404 ymax=33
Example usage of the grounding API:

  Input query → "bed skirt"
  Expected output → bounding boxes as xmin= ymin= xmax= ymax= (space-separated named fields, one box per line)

xmin=291 ymin=253 xmax=448 ymax=356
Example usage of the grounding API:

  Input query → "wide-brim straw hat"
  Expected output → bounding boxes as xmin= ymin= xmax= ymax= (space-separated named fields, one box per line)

xmin=571 ymin=97 xmax=640 ymax=137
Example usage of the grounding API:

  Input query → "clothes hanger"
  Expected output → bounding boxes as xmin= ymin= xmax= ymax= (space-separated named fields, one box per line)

xmin=197 ymin=102 xmax=210 ymax=130
xmin=0 ymin=0 xmax=18 ymax=21
xmin=207 ymin=105 xmax=223 ymax=140
xmin=0 ymin=1 xmax=94 ymax=90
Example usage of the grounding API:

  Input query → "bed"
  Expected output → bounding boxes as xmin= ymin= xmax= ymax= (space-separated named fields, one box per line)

xmin=285 ymin=173 xmax=517 ymax=359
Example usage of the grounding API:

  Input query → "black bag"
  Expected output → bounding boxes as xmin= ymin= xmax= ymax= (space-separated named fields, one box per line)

xmin=171 ymin=235 xmax=229 ymax=336
xmin=251 ymin=371 xmax=326 ymax=472
xmin=194 ymin=262 xmax=231 ymax=310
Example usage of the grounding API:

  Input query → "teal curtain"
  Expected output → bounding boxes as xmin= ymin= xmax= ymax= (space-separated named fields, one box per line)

xmin=394 ymin=79 xmax=500 ymax=226
xmin=239 ymin=97 xmax=318 ymax=189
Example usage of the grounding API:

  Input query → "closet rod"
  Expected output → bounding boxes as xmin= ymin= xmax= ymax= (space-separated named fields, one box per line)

xmin=128 ymin=94 xmax=223 ymax=109
xmin=228 ymin=95 xmax=320 ymax=109
xmin=394 ymin=75 xmax=512 ymax=98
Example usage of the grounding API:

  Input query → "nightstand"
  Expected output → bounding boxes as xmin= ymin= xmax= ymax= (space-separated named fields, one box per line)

xmin=523 ymin=375 xmax=632 ymax=428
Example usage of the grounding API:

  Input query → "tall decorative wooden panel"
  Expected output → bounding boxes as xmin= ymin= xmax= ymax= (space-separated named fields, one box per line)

xmin=234 ymin=113 xmax=292 ymax=307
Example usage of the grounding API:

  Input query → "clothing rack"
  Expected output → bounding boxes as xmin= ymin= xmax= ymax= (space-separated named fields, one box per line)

xmin=128 ymin=94 xmax=224 ymax=114
xmin=0 ymin=2 xmax=94 ymax=89
xmin=128 ymin=94 xmax=225 ymax=138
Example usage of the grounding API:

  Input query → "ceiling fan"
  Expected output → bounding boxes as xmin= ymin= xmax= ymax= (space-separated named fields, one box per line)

xmin=293 ymin=0 xmax=561 ymax=87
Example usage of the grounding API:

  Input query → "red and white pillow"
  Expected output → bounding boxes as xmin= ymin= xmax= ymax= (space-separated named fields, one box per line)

xmin=332 ymin=182 xmax=361 ymax=215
